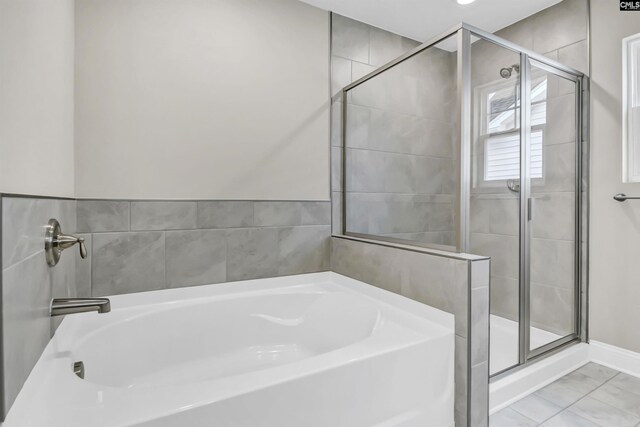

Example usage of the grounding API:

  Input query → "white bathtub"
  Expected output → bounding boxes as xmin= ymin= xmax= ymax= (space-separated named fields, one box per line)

xmin=4 ymin=272 xmax=454 ymax=427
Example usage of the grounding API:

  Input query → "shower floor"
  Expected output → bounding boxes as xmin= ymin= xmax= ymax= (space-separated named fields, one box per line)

xmin=490 ymin=315 xmax=562 ymax=375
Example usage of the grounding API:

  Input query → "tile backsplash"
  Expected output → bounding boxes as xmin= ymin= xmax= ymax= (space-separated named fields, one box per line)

xmin=76 ymin=200 xmax=331 ymax=296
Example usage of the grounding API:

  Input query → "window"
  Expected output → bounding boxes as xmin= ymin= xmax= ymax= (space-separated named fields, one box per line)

xmin=623 ymin=33 xmax=640 ymax=182
xmin=479 ymin=75 xmax=547 ymax=182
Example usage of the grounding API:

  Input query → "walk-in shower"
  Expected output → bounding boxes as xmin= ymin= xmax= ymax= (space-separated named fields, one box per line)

xmin=339 ymin=23 xmax=588 ymax=376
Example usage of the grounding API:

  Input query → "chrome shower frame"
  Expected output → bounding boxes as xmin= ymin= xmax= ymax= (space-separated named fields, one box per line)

xmin=340 ymin=22 xmax=589 ymax=376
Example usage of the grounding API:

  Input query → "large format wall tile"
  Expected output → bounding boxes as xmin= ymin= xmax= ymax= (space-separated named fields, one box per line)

xmin=2 ymin=252 xmax=51 ymax=415
xmin=1 ymin=195 xmax=77 ymax=419
xmin=92 ymin=231 xmax=165 ymax=296
xmin=131 ymin=201 xmax=197 ymax=231
xmin=165 ymin=229 xmax=226 ymax=288
xmin=277 ymin=226 xmax=330 ymax=275
xmin=226 ymin=227 xmax=280 ymax=281
xmin=77 ymin=200 xmax=129 ymax=233
xmin=197 ymin=201 xmax=253 ymax=229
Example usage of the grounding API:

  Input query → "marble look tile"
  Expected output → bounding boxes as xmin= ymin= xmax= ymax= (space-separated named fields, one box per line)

xmin=254 ymin=202 xmax=302 ymax=227
xmin=542 ymin=410 xmax=599 ymax=427
xmin=2 ymin=252 xmax=52 ymax=413
xmin=130 ymin=201 xmax=196 ymax=231
xmin=75 ymin=233 xmax=92 ymax=298
xmin=531 ymin=193 xmax=575 ymax=241
xmin=608 ymin=373 xmax=640 ymax=396
xmin=535 ymin=381 xmax=588 ymax=408
xmin=300 ymin=202 xmax=331 ymax=226
xmin=50 ymin=248 xmax=77 ymax=332
xmin=489 ymin=276 xmax=519 ymax=321
xmin=490 ymin=408 xmax=537 ymax=427
xmin=331 ymin=191 xmax=343 ymax=235
xmin=165 ymin=229 xmax=226 ymax=288
xmin=331 ymin=146 xmax=342 ymax=192
xmin=331 ymin=55 xmax=351 ymax=96
xmin=558 ymin=40 xmax=588 ymax=76
xmin=568 ymin=396 xmax=640 ymax=427
xmin=470 ymin=362 xmax=489 ymax=427
xmin=511 ymin=394 xmax=563 ymax=423
xmin=470 ymin=233 xmax=519 ymax=280
xmin=330 ymin=100 xmax=343 ymax=147
xmin=589 ymin=382 xmax=640 ymax=418
xmin=346 ymin=149 xmax=413 ymax=193
xmin=226 ymin=228 xmax=279 ymax=281
xmin=277 ymin=226 xmax=330 ymax=275
xmin=3 ymin=197 xmax=77 ymax=268
xmin=489 ymin=197 xmax=519 ymax=236
xmin=539 ymin=142 xmax=576 ymax=193
xmin=471 ymin=287 xmax=489 ymax=366
xmin=351 ymin=61 xmax=376 ymax=81
xmin=330 ymin=237 xmax=405 ymax=294
xmin=196 ymin=201 xmax=253 ymax=229
xmin=369 ymin=27 xmax=418 ymax=67
xmin=455 ymin=335 xmax=468 ymax=427
xmin=471 ymin=259 xmax=490 ymax=289
xmin=531 ymin=0 xmax=587 ymax=54
xmin=402 ymin=252 xmax=467 ymax=336
xmin=555 ymin=371 xmax=603 ymax=395
xmin=77 ymin=200 xmax=129 ymax=233
xmin=530 ymin=282 xmax=575 ymax=336
xmin=546 ymin=94 xmax=577 ymax=146
xmin=470 ymin=197 xmax=491 ymax=234
xmin=531 ymin=238 xmax=575 ymax=288
xmin=92 ymin=232 xmax=165 ymax=296
xmin=331 ymin=14 xmax=369 ymax=63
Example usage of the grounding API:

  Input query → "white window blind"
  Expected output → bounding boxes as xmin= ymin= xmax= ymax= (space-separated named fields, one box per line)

xmin=485 ymin=130 xmax=543 ymax=181
xmin=482 ymin=77 xmax=547 ymax=182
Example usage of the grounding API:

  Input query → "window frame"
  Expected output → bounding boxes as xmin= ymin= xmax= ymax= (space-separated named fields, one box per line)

xmin=473 ymin=74 xmax=547 ymax=189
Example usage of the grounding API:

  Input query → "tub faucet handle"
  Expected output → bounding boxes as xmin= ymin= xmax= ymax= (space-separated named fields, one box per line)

xmin=45 ymin=219 xmax=88 ymax=266
xmin=57 ymin=233 xmax=87 ymax=259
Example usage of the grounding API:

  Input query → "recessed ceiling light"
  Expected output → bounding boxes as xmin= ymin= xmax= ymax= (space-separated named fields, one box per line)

xmin=457 ymin=0 xmax=476 ymax=4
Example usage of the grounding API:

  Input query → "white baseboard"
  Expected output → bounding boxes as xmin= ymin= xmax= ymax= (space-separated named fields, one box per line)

xmin=489 ymin=343 xmax=590 ymax=414
xmin=590 ymin=340 xmax=640 ymax=378
xmin=490 ymin=341 xmax=640 ymax=414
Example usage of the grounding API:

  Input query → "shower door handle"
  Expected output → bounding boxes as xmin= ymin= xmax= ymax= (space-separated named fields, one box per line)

xmin=528 ymin=198 xmax=534 ymax=221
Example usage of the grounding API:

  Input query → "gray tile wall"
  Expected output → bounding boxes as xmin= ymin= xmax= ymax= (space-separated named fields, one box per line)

xmin=0 ymin=196 xmax=330 ymax=418
xmin=331 ymin=14 xmax=457 ymax=248
xmin=1 ymin=195 xmax=79 ymax=418
xmin=76 ymin=200 xmax=331 ymax=296
xmin=468 ymin=0 xmax=587 ymax=335
xmin=331 ymin=236 xmax=490 ymax=427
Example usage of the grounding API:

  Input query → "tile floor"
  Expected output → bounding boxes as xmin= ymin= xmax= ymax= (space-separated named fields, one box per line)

xmin=491 ymin=363 xmax=640 ymax=426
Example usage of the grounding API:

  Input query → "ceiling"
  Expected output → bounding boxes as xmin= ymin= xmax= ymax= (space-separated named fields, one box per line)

xmin=299 ymin=0 xmax=561 ymax=49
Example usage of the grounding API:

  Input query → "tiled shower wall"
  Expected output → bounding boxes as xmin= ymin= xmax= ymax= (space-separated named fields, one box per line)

xmin=1 ymin=196 xmax=79 ymax=417
xmin=75 ymin=200 xmax=331 ymax=296
xmin=468 ymin=0 xmax=588 ymax=333
xmin=331 ymin=14 xmax=457 ymax=246
xmin=331 ymin=236 xmax=490 ymax=427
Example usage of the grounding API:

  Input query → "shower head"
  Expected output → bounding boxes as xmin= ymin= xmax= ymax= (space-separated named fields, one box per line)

xmin=499 ymin=64 xmax=520 ymax=79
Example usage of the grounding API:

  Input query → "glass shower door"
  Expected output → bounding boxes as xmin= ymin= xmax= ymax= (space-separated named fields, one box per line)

xmin=526 ymin=59 xmax=580 ymax=355
xmin=469 ymin=39 xmax=523 ymax=376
